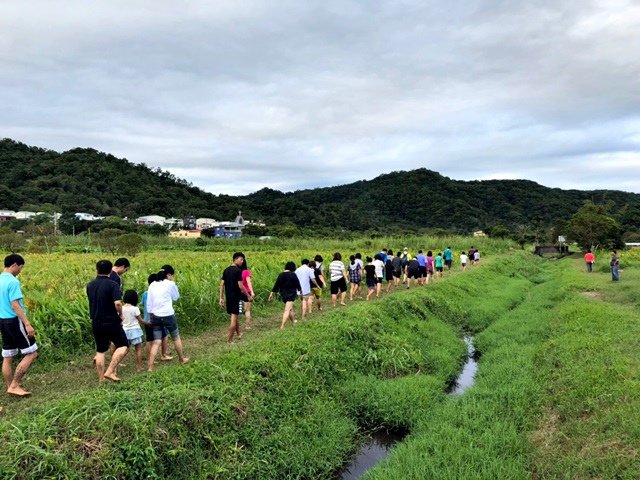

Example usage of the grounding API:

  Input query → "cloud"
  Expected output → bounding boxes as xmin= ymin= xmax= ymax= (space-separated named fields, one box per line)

xmin=1 ymin=0 xmax=639 ymax=196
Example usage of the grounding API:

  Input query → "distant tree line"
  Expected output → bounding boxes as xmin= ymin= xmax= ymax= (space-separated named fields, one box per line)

xmin=2 ymin=138 xmax=640 ymax=241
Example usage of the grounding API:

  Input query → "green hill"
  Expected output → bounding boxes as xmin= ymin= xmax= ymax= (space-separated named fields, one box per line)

xmin=1 ymin=138 xmax=639 ymax=233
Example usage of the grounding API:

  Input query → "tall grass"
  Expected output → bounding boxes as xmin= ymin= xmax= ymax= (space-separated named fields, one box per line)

xmin=0 ymin=251 xmax=534 ymax=479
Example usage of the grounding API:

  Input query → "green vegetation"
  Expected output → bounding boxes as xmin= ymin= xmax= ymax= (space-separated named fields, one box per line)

xmin=2 ymin=138 xmax=640 ymax=235
xmin=1 ymin=240 xmax=639 ymax=478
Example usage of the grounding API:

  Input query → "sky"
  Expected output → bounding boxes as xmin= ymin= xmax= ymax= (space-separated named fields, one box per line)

xmin=1 ymin=0 xmax=639 ymax=195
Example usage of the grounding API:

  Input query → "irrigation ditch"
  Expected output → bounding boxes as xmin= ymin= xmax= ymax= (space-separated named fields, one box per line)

xmin=337 ymin=335 xmax=480 ymax=479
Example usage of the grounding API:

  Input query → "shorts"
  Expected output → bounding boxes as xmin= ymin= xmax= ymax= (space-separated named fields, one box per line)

xmin=385 ymin=272 xmax=394 ymax=281
xmin=461 ymin=263 xmax=467 ymax=268
xmin=241 ymin=291 xmax=253 ymax=303
xmin=226 ymin=296 xmax=243 ymax=315
xmin=436 ymin=266 xmax=443 ymax=272
xmin=282 ymin=294 xmax=297 ymax=303
xmin=144 ymin=322 xmax=167 ymax=341
xmin=311 ymin=287 xmax=323 ymax=299
xmin=124 ymin=326 xmax=144 ymax=346
xmin=376 ymin=277 xmax=384 ymax=284
xmin=366 ymin=277 xmax=377 ymax=289
xmin=93 ymin=321 xmax=128 ymax=353
xmin=427 ymin=268 xmax=434 ymax=275
xmin=0 ymin=317 xmax=38 ymax=358
xmin=419 ymin=266 xmax=427 ymax=278
xmin=445 ymin=259 xmax=452 ymax=267
xmin=408 ymin=269 xmax=419 ymax=279
xmin=150 ymin=314 xmax=180 ymax=340
xmin=330 ymin=277 xmax=347 ymax=295
xmin=393 ymin=270 xmax=401 ymax=278
xmin=349 ymin=270 xmax=361 ymax=284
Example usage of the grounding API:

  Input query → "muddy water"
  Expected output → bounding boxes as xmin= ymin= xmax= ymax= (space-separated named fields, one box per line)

xmin=337 ymin=429 xmax=406 ymax=480
xmin=338 ymin=336 xmax=478 ymax=479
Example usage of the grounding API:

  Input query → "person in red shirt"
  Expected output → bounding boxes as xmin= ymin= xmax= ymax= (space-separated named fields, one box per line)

xmin=584 ymin=250 xmax=595 ymax=272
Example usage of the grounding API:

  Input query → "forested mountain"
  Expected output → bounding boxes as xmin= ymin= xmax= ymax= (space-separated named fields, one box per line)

xmin=2 ymin=138 xmax=639 ymax=234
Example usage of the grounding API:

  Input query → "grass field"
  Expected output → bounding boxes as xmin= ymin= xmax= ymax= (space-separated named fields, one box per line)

xmin=0 ymin=242 xmax=639 ymax=478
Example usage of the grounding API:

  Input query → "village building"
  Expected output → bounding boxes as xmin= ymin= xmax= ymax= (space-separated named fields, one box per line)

xmin=195 ymin=218 xmax=216 ymax=229
xmin=136 ymin=215 xmax=166 ymax=225
xmin=0 ymin=210 xmax=16 ymax=222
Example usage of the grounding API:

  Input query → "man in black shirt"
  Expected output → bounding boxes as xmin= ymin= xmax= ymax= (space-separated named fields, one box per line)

xmin=219 ymin=252 xmax=253 ymax=343
xmin=87 ymin=259 xmax=128 ymax=382
xmin=405 ymin=258 xmax=420 ymax=289
xmin=108 ymin=257 xmax=130 ymax=293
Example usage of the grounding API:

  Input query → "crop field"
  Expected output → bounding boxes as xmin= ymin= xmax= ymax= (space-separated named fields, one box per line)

xmin=17 ymin=235 xmax=513 ymax=363
xmin=1 ymin=240 xmax=639 ymax=479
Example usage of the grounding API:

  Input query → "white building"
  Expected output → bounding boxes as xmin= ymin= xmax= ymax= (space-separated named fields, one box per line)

xmin=165 ymin=218 xmax=184 ymax=228
xmin=137 ymin=215 xmax=166 ymax=226
xmin=196 ymin=217 xmax=216 ymax=229
xmin=15 ymin=211 xmax=37 ymax=220
xmin=0 ymin=210 xmax=16 ymax=222
xmin=75 ymin=212 xmax=104 ymax=222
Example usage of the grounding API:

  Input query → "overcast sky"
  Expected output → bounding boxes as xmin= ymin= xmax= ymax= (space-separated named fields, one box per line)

xmin=1 ymin=1 xmax=639 ymax=195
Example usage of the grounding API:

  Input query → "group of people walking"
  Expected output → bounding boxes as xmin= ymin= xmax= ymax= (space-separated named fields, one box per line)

xmin=259 ymin=246 xmax=481 ymax=329
xmin=0 ymin=245 xmax=479 ymax=395
xmin=87 ymin=257 xmax=190 ymax=383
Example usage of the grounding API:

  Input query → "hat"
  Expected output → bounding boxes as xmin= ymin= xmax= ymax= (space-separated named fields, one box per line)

xmin=403 ymin=247 xmax=408 ymax=251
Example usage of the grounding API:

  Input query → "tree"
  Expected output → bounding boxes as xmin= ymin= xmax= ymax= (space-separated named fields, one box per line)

xmin=487 ymin=224 xmax=511 ymax=238
xmin=116 ymin=233 xmax=145 ymax=256
xmin=95 ymin=228 xmax=125 ymax=254
xmin=0 ymin=234 xmax=26 ymax=253
xmin=567 ymin=201 xmax=620 ymax=250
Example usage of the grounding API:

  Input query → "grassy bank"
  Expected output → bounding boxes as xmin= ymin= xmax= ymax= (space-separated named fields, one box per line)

xmin=0 ymin=253 xmax=534 ymax=479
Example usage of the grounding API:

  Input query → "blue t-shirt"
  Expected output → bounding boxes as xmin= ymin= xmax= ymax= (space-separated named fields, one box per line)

xmin=142 ymin=291 xmax=150 ymax=322
xmin=416 ymin=254 xmax=426 ymax=267
xmin=0 ymin=272 xmax=25 ymax=318
xmin=444 ymin=249 xmax=452 ymax=261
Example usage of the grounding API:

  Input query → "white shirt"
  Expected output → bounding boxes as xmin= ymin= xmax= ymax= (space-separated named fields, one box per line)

xmin=147 ymin=280 xmax=180 ymax=317
xmin=295 ymin=264 xmax=315 ymax=295
xmin=460 ymin=254 xmax=468 ymax=264
xmin=373 ymin=259 xmax=385 ymax=278
xmin=121 ymin=305 xmax=141 ymax=330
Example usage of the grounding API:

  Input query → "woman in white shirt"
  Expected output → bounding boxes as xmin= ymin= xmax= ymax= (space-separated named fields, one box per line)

xmin=146 ymin=265 xmax=189 ymax=370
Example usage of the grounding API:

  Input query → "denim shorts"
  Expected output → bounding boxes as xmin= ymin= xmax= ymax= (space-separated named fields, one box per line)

xmin=150 ymin=314 xmax=180 ymax=340
xmin=124 ymin=326 xmax=144 ymax=346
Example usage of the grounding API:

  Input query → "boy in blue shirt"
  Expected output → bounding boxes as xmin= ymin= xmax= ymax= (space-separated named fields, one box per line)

xmin=0 ymin=254 xmax=38 ymax=397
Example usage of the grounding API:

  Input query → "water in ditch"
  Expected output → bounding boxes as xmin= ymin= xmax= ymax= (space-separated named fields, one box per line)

xmin=337 ymin=335 xmax=478 ymax=479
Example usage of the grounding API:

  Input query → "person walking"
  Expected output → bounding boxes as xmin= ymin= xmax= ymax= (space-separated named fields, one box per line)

xmin=142 ymin=274 xmax=172 ymax=362
xmin=435 ymin=252 xmax=444 ymax=278
xmin=372 ymin=254 xmax=385 ymax=298
xmin=610 ymin=250 xmax=620 ymax=281
xmin=86 ymin=259 xmax=128 ymax=382
xmin=220 ymin=253 xmax=253 ymax=343
xmin=295 ymin=259 xmax=318 ymax=320
xmin=460 ymin=251 xmax=468 ymax=271
xmin=348 ymin=255 xmax=362 ymax=301
xmin=416 ymin=250 xmax=427 ymax=286
xmin=443 ymin=246 xmax=453 ymax=271
xmin=121 ymin=290 xmax=145 ymax=372
xmin=240 ymin=258 xmax=255 ymax=330
xmin=147 ymin=265 xmax=190 ymax=369
xmin=269 ymin=262 xmax=302 ymax=329
xmin=425 ymin=251 xmax=435 ymax=283
xmin=391 ymin=250 xmax=402 ymax=287
xmin=109 ymin=257 xmax=130 ymax=293
xmin=308 ymin=260 xmax=325 ymax=312
xmin=329 ymin=253 xmax=348 ymax=307
xmin=0 ymin=254 xmax=38 ymax=396
xmin=584 ymin=250 xmax=595 ymax=273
